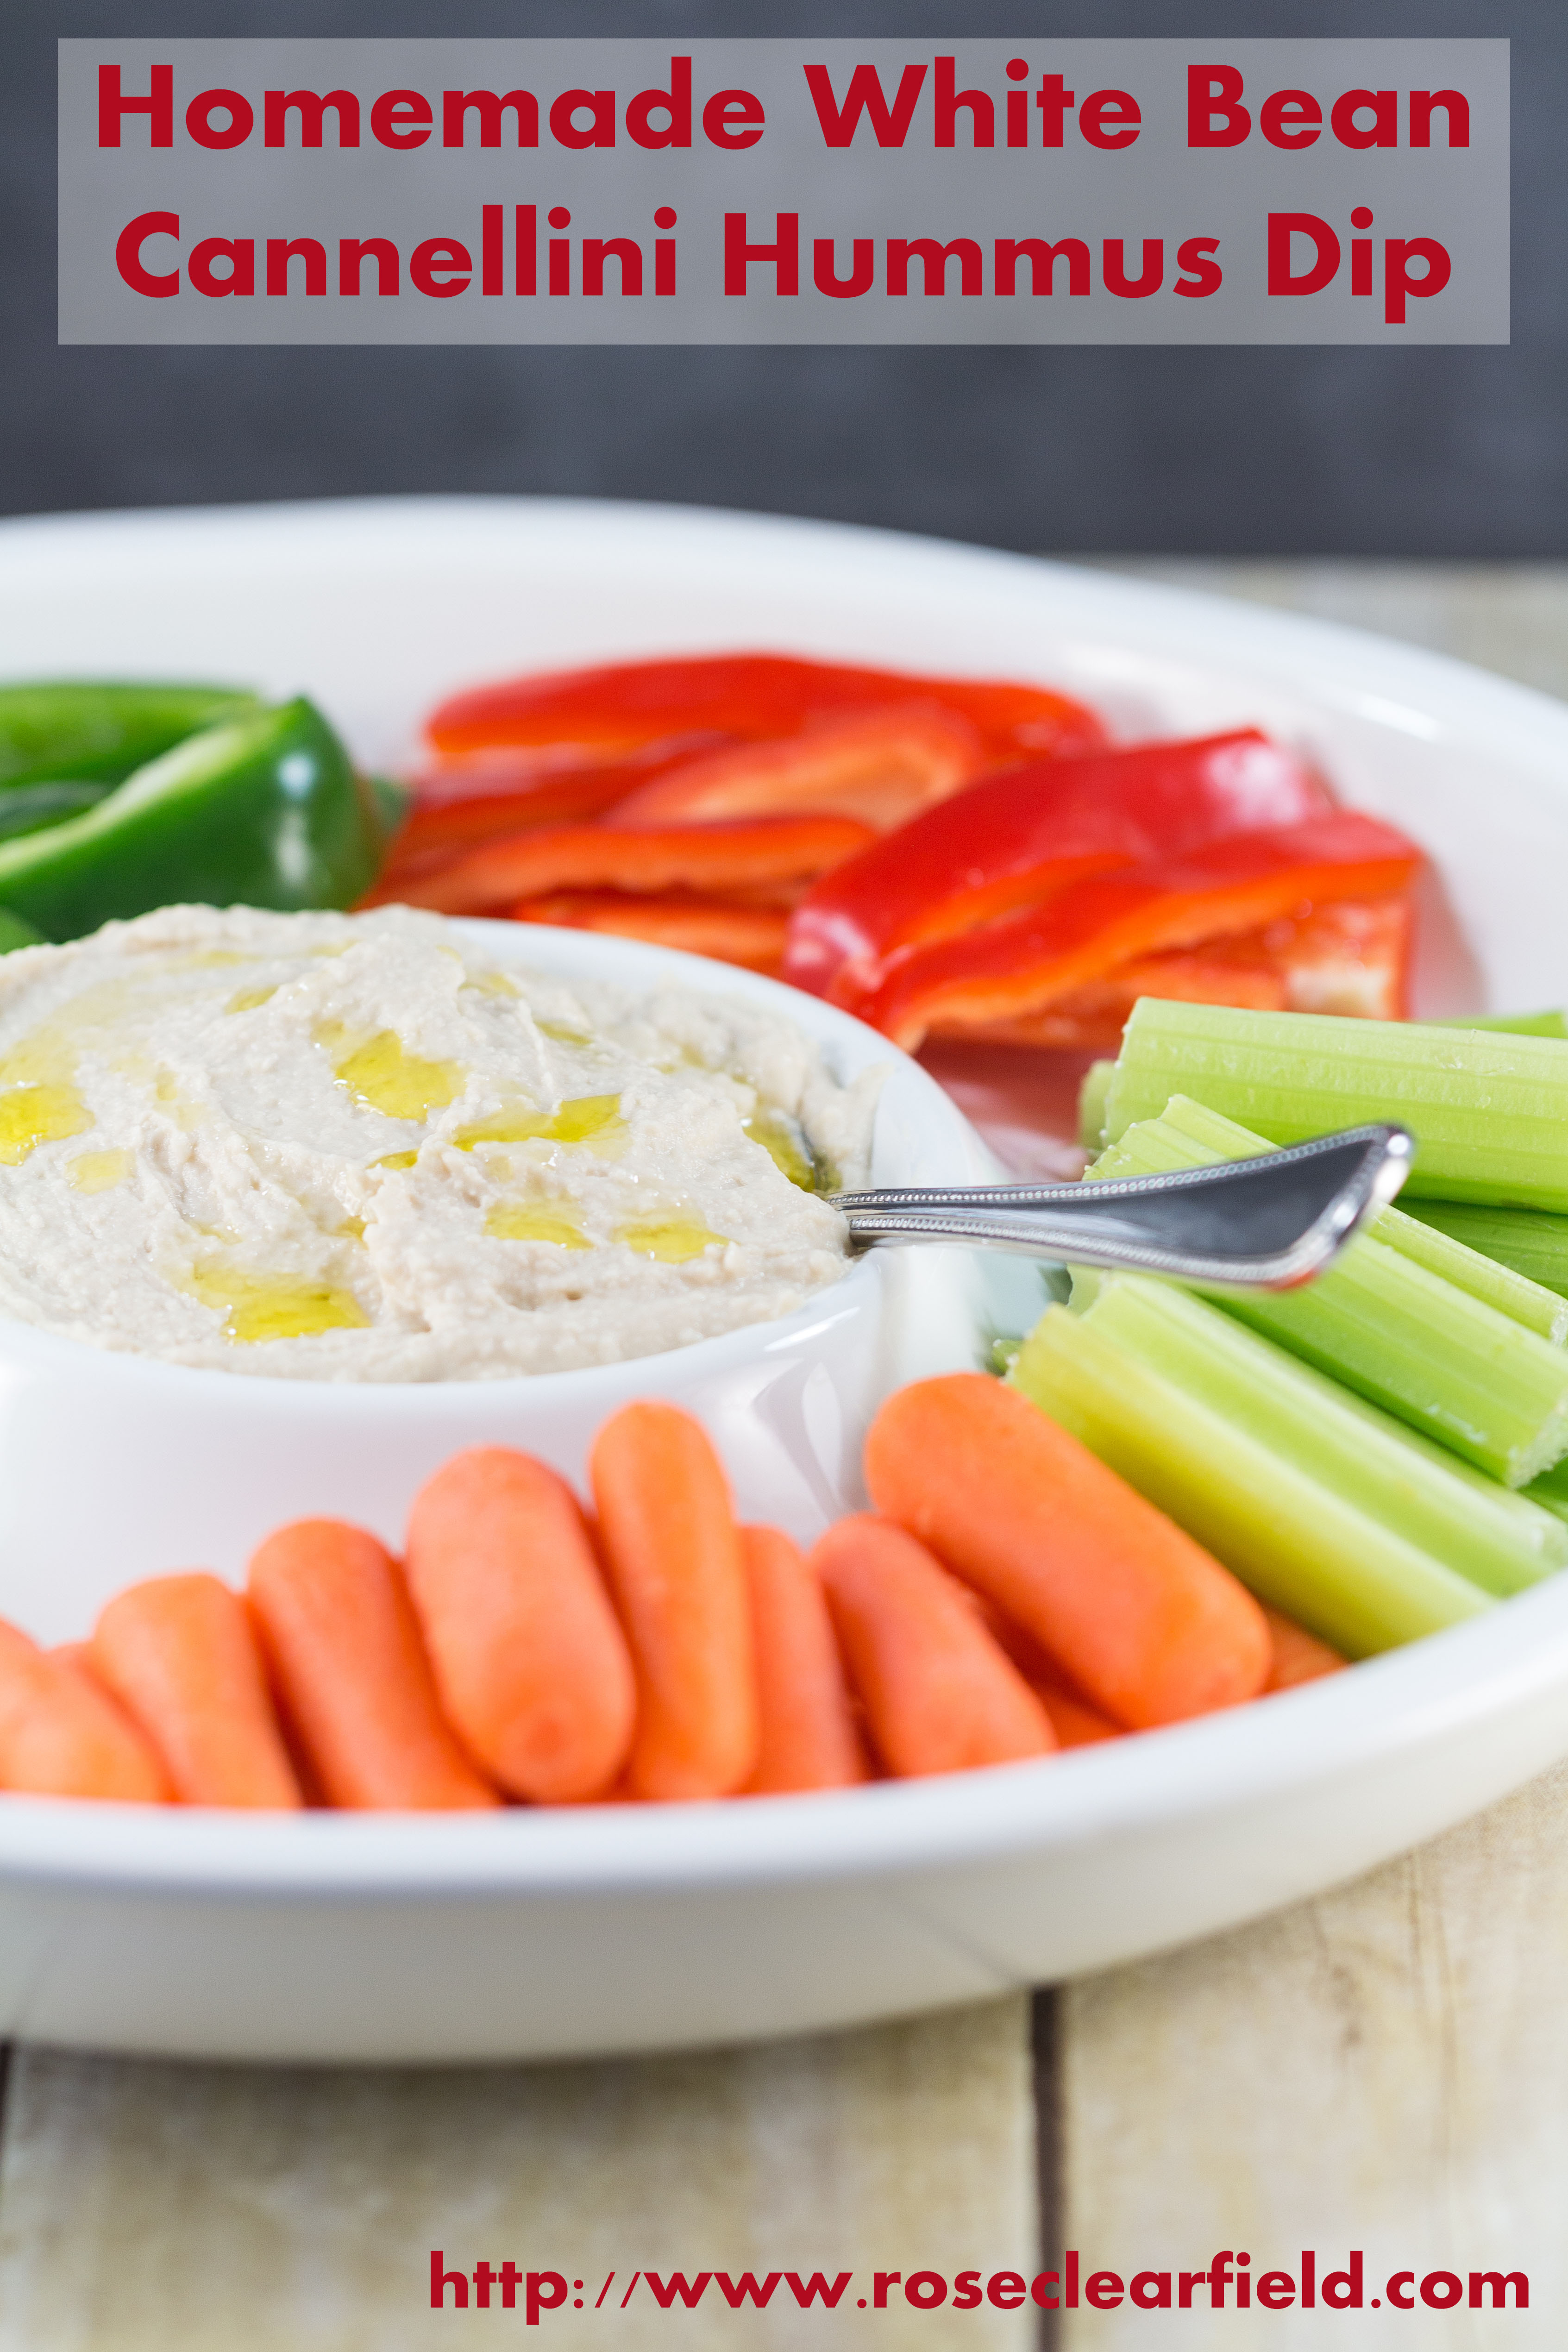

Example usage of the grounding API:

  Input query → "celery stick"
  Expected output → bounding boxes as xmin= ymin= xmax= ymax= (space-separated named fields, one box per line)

xmin=1011 ymin=1299 xmax=1495 ymax=1656
xmin=1376 ymin=1204 xmax=1568 ymax=1342
xmin=1100 ymin=1094 xmax=1567 ymax=1341
xmin=1079 ymin=1059 xmax=1116 ymax=1151
xmin=1089 ymin=1097 xmax=1568 ymax=1480
xmin=1145 ymin=1096 xmax=1568 ymax=1339
xmin=1212 ymin=1242 xmax=1568 ymax=1482
xmin=1104 ymin=998 xmax=1568 ymax=1210
xmin=1402 ymin=1201 xmax=1568 ymax=1306
xmin=1524 ymin=1457 xmax=1568 ymax=1525
xmin=1430 ymin=1010 xmax=1568 ymax=1039
xmin=1090 ymin=1103 xmax=1230 ymax=1186
xmin=1061 ymin=1272 xmax=1561 ymax=1593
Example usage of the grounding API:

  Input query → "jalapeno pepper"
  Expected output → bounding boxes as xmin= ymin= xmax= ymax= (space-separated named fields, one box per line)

xmin=0 ymin=697 xmax=386 ymax=942
xmin=0 ymin=682 xmax=257 ymax=794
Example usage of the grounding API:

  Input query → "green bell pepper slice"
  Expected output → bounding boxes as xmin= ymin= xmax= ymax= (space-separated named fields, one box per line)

xmin=0 ymin=696 xmax=385 ymax=941
xmin=0 ymin=682 xmax=258 ymax=794
xmin=364 ymin=772 xmax=412 ymax=853
xmin=0 ymin=782 xmax=113 ymax=845
xmin=0 ymin=910 xmax=43 ymax=955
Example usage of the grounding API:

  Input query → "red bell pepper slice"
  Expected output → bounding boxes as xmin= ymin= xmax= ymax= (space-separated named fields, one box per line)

xmin=935 ymin=899 xmax=1413 ymax=1051
xmin=373 ymin=814 xmax=876 ymax=916
xmin=1258 ymin=895 xmax=1413 ymax=1021
xmin=390 ymin=736 xmax=763 ymax=887
xmin=603 ymin=704 xmax=993 ymax=832
xmin=784 ymin=729 xmax=1335 ymax=1011
xmin=865 ymin=812 xmax=1423 ymax=1050
xmin=380 ymin=771 xmax=657 ymax=891
xmin=427 ymin=652 xmax=1105 ymax=768
xmin=511 ymin=892 xmax=789 ymax=973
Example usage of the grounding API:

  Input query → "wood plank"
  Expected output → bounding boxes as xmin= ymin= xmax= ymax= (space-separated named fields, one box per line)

xmin=0 ymin=1994 xmax=1036 ymax=2349
xmin=1060 ymin=1758 xmax=1568 ymax=2346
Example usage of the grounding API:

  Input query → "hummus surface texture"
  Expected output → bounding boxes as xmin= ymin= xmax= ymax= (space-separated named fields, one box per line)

xmin=0 ymin=906 xmax=878 ymax=1380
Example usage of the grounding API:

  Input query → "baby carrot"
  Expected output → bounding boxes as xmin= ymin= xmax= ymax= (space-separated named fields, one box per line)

xmin=50 ymin=1640 xmax=100 ymax=1681
xmin=404 ymin=1448 xmax=636 ymax=1803
xmin=865 ymin=1373 xmax=1271 ymax=1730
xmin=1035 ymin=1687 xmax=1124 ymax=1749
xmin=740 ymin=1524 xmax=867 ymax=1793
xmin=0 ymin=1620 xmax=169 ymax=1801
xmin=590 ymin=1402 xmax=759 ymax=1800
xmin=1262 ymin=1606 xmax=1348 ymax=1692
xmin=91 ymin=1574 xmax=302 ymax=1808
xmin=962 ymin=1596 xmax=1127 ymax=1749
xmin=50 ymin=1639 xmax=188 ymax=1769
xmin=247 ymin=1519 xmax=502 ymax=1811
xmin=812 ymin=1515 xmax=1055 ymax=1777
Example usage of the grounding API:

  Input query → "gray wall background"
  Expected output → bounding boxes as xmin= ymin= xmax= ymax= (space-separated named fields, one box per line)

xmin=5 ymin=0 xmax=1562 ymax=555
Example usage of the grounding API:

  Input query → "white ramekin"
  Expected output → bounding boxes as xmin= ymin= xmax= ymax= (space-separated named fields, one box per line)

xmin=0 ymin=918 xmax=1007 ymax=1644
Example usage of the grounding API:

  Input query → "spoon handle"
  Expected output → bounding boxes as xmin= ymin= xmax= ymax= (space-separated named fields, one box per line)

xmin=828 ymin=1123 xmax=1414 ymax=1292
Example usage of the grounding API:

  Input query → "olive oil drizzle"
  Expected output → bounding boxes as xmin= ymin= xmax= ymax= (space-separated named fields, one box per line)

xmin=742 ymin=1107 xmax=827 ymax=1192
xmin=615 ymin=1214 xmax=730 ymax=1264
xmin=318 ymin=1025 xmax=467 ymax=1123
xmin=69 ymin=1148 xmax=134 ymax=1195
xmin=454 ymin=1094 xmax=627 ymax=1151
xmin=485 ymin=1199 xmax=591 ymax=1248
xmin=186 ymin=1261 xmax=371 ymax=1345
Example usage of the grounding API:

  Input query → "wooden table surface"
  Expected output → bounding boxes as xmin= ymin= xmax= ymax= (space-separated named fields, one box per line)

xmin=4 ymin=563 xmax=1565 ymax=2351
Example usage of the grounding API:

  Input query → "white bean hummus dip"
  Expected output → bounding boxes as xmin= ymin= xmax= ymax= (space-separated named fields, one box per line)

xmin=0 ymin=905 xmax=878 ymax=1379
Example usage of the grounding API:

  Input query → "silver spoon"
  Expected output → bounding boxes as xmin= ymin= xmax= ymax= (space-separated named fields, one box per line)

xmin=828 ymin=1123 xmax=1415 ymax=1292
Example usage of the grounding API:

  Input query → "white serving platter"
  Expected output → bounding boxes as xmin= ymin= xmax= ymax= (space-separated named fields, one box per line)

xmin=0 ymin=494 xmax=1565 ymax=2064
